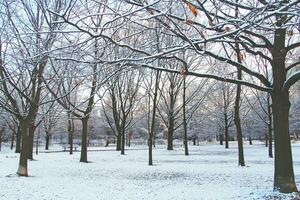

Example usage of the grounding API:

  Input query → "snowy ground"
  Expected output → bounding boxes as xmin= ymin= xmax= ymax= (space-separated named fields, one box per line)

xmin=1 ymin=142 xmax=300 ymax=200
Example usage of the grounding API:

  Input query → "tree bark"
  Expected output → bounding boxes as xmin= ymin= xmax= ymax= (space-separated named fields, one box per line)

xmin=183 ymin=75 xmax=189 ymax=156
xmin=17 ymin=119 xmax=29 ymax=176
xmin=234 ymin=38 xmax=245 ymax=166
xmin=272 ymin=27 xmax=297 ymax=193
xmin=220 ymin=134 xmax=223 ymax=145
xmin=27 ymin=124 xmax=35 ymax=160
xmin=10 ymin=130 xmax=15 ymax=150
xmin=224 ymin=113 xmax=229 ymax=149
xmin=15 ymin=125 xmax=21 ymax=153
xmin=45 ymin=133 xmax=50 ymax=150
xmin=121 ymin=129 xmax=125 ymax=155
xmin=149 ymin=70 xmax=160 ymax=165
xmin=116 ymin=133 xmax=121 ymax=151
xmin=80 ymin=117 xmax=89 ymax=162
xmin=267 ymin=95 xmax=273 ymax=158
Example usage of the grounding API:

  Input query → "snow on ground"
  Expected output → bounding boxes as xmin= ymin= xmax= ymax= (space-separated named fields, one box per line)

xmin=1 ymin=142 xmax=300 ymax=200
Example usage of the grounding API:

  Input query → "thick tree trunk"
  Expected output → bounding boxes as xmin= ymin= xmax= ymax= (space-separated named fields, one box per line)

xmin=167 ymin=126 xmax=174 ymax=150
xmin=272 ymin=91 xmax=296 ymax=192
xmin=68 ymin=117 xmax=74 ymax=155
xmin=15 ymin=125 xmax=21 ymax=153
xmin=69 ymin=132 xmax=73 ymax=155
xmin=116 ymin=133 xmax=121 ymax=151
xmin=183 ymin=75 xmax=189 ymax=156
xmin=272 ymin=27 xmax=297 ymax=192
xmin=45 ymin=133 xmax=50 ymax=150
xmin=121 ymin=130 xmax=125 ymax=155
xmin=17 ymin=120 xmax=29 ymax=176
xmin=80 ymin=118 xmax=89 ymax=163
xmin=27 ymin=125 xmax=35 ymax=160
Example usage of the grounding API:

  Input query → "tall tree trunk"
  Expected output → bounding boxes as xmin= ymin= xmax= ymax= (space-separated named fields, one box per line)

xmin=17 ymin=119 xmax=29 ymax=176
xmin=224 ymin=113 xmax=229 ymax=149
xmin=121 ymin=129 xmax=125 ymax=155
xmin=0 ymin=137 xmax=2 ymax=152
xmin=15 ymin=125 xmax=21 ymax=153
xmin=36 ymin=130 xmax=39 ymax=155
xmin=267 ymin=95 xmax=273 ymax=158
xmin=68 ymin=117 xmax=74 ymax=155
xmin=45 ymin=133 xmax=50 ymax=150
xmin=220 ymin=134 xmax=223 ymax=145
xmin=27 ymin=124 xmax=35 ymax=160
xmin=69 ymin=131 xmax=73 ymax=155
xmin=11 ymin=130 xmax=15 ymax=150
xmin=272 ymin=27 xmax=297 ymax=192
xmin=265 ymin=134 xmax=268 ymax=147
xmin=234 ymin=40 xmax=245 ymax=166
xmin=167 ymin=115 xmax=174 ymax=150
xmin=149 ymin=70 xmax=159 ymax=165
xmin=80 ymin=117 xmax=89 ymax=163
xmin=116 ymin=133 xmax=121 ymax=151
xmin=183 ymin=75 xmax=189 ymax=156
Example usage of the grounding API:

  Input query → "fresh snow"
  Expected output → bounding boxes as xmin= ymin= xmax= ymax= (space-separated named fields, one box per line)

xmin=1 ymin=142 xmax=300 ymax=200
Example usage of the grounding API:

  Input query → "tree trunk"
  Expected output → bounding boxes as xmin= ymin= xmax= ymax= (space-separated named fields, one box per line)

xmin=272 ymin=27 xmax=297 ymax=193
xmin=0 ymin=137 xmax=2 ymax=151
xmin=265 ymin=134 xmax=268 ymax=147
xmin=45 ymin=133 xmax=50 ymax=150
xmin=27 ymin=124 xmax=35 ymax=160
xmin=116 ymin=133 xmax=121 ymax=151
xmin=267 ymin=95 xmax=273 ymax=158
xmin=220 ymin=134 xmax=223 ymax=145
xmin=121 ymin=130 xmax=125 ymax=155
xmin=234 ymin=4 xmax=245 ymax=166
xmin=69 ymin=131 xmax=73 ymax=155
xmin=149 ymin=70 xmax=159 ymax=165
xmin=11 ymin=130 xmax=15 ymax=150
xmin=80 ymin=117 xmax=89 ymax=163
xmin=224 ymin=113 xmax=229 ymax=149
xmin=15 ymin=125 xmax=21 ymax=153
xmin=68 ymin=117 xmax=74 ymax=155
xmin=36 ymin=132 xmax=39 ymax=155
xmin=249 ymin=137 xmax=253 ymax=145
xmin=183 ymin=75 xmax=189 ymax=156
xmin=17 ymin=120 xmax=29 ymax=176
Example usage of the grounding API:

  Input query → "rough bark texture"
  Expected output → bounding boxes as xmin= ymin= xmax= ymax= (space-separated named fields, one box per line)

xmin=27 ymin=124 xmax=35 ymax=160
xmin=80 ymin=118 xmax=89 ymax=163
xmin=234 ymin=40 xmax=245 ymax=166
xmin=10 ymin=131 xmax=15 ymax=150
xmin=267 ymin=95 xmax=273 ymax=158
xmin=121 ymin=129 xmax=125 ymax=155
xmin=224 ymin=113 xmax=229 ymax=149
xmin=183 ymin=75 xmax=189 ymax=156
xmin=45 ymin=133 xmax=50 ymax=150
xmin=272 ymin=27 xmax=297 ymax=193
xmin=17 ymin=120 xmax=29 ymax=176
xmin=167 ymin=116 xmax=174 ymax=150
xmin=149 ymin=70 xmax=160 ymax=165
xmin=116 ymin=133 xmax=121 ymax=151
xmin=15 ymin=125 xmax=21 ymax=153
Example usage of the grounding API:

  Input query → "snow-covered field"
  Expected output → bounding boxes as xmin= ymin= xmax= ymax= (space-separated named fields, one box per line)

xmin=1 ymin=142 xmax=300 ymax=200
